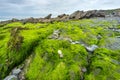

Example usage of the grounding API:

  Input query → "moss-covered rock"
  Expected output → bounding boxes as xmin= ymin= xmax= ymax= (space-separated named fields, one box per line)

xmin=0 ymin=19 xmax=120 ymax=80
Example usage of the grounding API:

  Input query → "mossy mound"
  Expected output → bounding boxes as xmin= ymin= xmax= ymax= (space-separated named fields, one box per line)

xmin=0 ymin=19 xmax=120 ymax=80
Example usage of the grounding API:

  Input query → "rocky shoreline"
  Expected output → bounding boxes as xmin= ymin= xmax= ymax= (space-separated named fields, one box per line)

xmin=0 ymin=9 xmax=120 ymax=25
xmin=1 ymin=8 xmax=120 ymax=80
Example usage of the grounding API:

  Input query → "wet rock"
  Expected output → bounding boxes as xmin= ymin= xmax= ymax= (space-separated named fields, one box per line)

xmin=85 ymin=45 xmax=98 ymax=52
xmin=58 ymin=50 xmax=63 ymax=58
xmin=104 ymin=38 xmax=120 ymax=50
xmin=12 ymin=68 xmax=21 ymax=76
xmin=4 ymin=75 xmax=18 ymax=80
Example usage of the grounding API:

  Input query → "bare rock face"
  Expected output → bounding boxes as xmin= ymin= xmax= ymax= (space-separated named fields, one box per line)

xmin=114 ymin=11 xmax=120 ymax=17
xmin=0 ymin=9 xmax=106 ymax=24
xmin=69 ymin=10 xmax=105 ymax=19
xmin=58 ymin=14 xmax=66 ymax=18
xmin=90 ymin=10 xmax=105 ymax=18
xmin=44 ymin=14 xmax=52 ymax=19
xmin=20 ymin=17 xmax=39 ymax=24
xmin=69 ymin=10 xmax=84 ymax=19
xmin=83 ymin=10 xmax=97 ymax=18
xmin=56 ymin=14 xmax=69 ymax=21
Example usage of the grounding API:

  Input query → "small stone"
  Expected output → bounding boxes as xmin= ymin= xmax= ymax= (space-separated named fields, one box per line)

xmin=12 ymin=68 xmax=21 ymax=75
xmin=85 ymin=45 xmax=98 ymax=52
xmin=97 ymin=34 xmax=102 ymax=40
xmin=4 ymin=75 xmax=18 ymax=80
xmin=81 ymin=67 xmax=87 ymax=72
xmin=58 ymin=50 xmax=63 ymax=58
xmin=51 ymin=30 xmax=60 ymax=39
xmin=71 ymin=41 xmax=80 ymax=44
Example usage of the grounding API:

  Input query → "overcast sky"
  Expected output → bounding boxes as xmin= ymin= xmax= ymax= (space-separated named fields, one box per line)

xmin=0 ymin=0 xmax=120 ymax=19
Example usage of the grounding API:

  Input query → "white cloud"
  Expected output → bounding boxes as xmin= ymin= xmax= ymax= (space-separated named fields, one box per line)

xmin=0 ymin=0 xmax=120 ymax=18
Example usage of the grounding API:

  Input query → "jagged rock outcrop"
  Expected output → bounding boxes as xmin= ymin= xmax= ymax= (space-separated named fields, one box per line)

xmin=69 ymin=10 xmax=84 ymax=19
xmin=44 ymin=14 xmax=52 ymax=19
xmin=1 ymin=9 xmax=120 ymax=24
xmin=11 ymin=18 xmax=19 ymax=22
xmin=49 ymin=29 xmax=61 ymax=39
xmin=69 ymin=10 xmax=105 ymax=19
xmin=57 ymin=14 xmax=67 ymax=18
xmin=57 ymin=14 xmax=69 ymax=21
xmin=20 ymin=17 xmax=39 ymax=24
xmin=113 ymin=11 xmax=120 ymax=17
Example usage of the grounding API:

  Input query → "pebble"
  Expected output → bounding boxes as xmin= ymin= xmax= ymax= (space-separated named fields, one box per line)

xmin=58 ymin=50 xmax=63 ymax=58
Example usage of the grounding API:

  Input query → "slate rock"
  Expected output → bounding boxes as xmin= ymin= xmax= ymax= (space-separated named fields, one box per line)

xmin=4 ymin=75 xmax=18 ymax=80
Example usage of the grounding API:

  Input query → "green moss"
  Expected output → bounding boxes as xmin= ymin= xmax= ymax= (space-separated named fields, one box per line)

xmin=0 ymin=19 xmax=120 ymax=79
xmin=84 ymin=48 xmax=120 ymax=80
xmin=26 ymin=39 xmax=88 ymax=80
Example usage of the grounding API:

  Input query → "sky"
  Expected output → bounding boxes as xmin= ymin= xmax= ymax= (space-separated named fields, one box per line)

xmin=0 ymin=0 xmax=120 ymax=19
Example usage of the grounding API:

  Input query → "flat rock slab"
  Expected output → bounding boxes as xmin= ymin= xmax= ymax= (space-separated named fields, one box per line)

xmin=104 ymin=37 xmax=120 ymax=50
xmin=12 ymin=68 xmax=21 ymax=75
xmin=4 ymin=75 xmax=18 ymax=80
